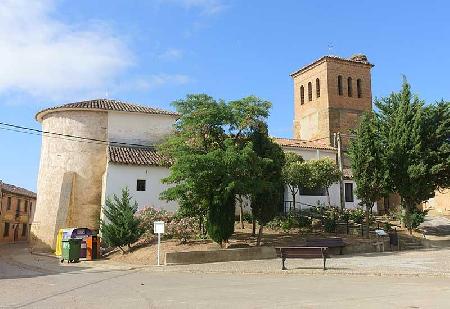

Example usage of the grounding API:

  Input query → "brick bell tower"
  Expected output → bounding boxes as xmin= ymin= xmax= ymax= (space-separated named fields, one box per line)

xmin=291 ymin=54 xmax=374 ymax=147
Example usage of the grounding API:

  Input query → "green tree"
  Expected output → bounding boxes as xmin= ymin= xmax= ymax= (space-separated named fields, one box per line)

xmin=375 ymin=78 xmax=450 ymax=231
xmin=348 ymin=112 xmax=385 ymax=236
xmin=308 ymin=159 xmax=342 ymax=207
xmin=282 ymin=152 xmax=305 ymax=210
xmin=249 ymin=123 xmax=285 ymax=245
xmin=100 ymin=188 xmax=143 ymax=253
xmin=160 ymin=94 xmax=275 ymax=246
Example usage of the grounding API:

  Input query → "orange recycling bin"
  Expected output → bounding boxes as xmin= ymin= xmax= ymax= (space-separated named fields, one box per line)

xmin=86 ymin=235 xmax=100 ymax=260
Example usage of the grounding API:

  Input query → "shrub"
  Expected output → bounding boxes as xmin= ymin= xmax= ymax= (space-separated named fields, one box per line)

xmin=136 ymin=206 xmax=174 ymax=241
xmin=167 ymin=217 xmax=198 ymax=244
xmin=100 ymin=188 xmax=143 ymax=253
xmin=349 ymin=208 xmax=365 ymax=224
xmin=402 ymin=209 xmax=428 ymax=230
xmin=242 ymin=212 xmax=254 ymax=224
xmin=322 ymin=207 xmax=339 ymax=233
xmin=266 ymin=216 xmax=285 ymax=230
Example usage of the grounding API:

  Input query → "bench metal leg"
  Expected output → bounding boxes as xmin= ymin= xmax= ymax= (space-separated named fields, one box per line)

xmin=282 ymin=257 xmax=287 ymax=270
xmin=323 ymin=257 xmax=327 ymax=270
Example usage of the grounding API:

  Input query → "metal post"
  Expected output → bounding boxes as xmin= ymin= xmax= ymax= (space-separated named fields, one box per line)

xmin=157 ymin=232 xmax=161 ymax=266
xmin=336 ymin=132 xmax=345 ymax=210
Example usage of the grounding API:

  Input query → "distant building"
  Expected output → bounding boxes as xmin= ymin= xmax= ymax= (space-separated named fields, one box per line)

xmin=0 ymin=181 xmax=36 ymax=243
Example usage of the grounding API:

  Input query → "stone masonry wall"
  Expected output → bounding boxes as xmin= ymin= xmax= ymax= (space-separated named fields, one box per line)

xmin=31 ymin=111 xmax=108 ymax=250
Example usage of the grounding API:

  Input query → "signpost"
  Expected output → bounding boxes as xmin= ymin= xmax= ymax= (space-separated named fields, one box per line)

xmin=154 ymin=221 xmax=165 ymax=266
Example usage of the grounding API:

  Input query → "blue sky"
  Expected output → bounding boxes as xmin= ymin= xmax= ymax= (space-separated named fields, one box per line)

xmin=1 ymin=0 xmax=450 ymax=191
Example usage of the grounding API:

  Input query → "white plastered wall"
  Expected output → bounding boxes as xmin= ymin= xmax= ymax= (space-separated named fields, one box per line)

xmin=103 ymin=164 xmax=178 ymax=212
xmin=107 ymin=111 xmax=177 ymax=145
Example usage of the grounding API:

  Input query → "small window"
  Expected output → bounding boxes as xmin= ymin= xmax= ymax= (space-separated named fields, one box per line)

xmin=30 ymin=202 xmax=33 ymax=213
xmin=7 ymin=197 xmax=11 ymax=210
xmin=357 ymin=79 xmax=362 ymax=98
xmin=300 ymin=85 xmax=305 ymax=104
xmin=136 ymin=180 xmax=146 ymax=192
xmin=24 ymin=201 xmax=28 ymax=213
xmin=22 ymin=224 xmax=27 ymax=237
xmin=307 ymin=82 xmax=312 ymax=101
xmin=347 ymin=77 xmax=353 ymax=97
xmin=17 ymin=199 xmax=21 ymax=212
xmin=345 ymin=183 xmax=354 ymax=202
xmin=3 ymin=223 xmax=9 ymax=237
xmin=316 ymin=78 xmax=320 ymax=98
xmin=337 ymin=75 xmax=343 ymax=96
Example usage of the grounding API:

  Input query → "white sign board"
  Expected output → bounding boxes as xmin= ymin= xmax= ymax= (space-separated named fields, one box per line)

xmin=154 ymin=221 xmax=165 ymax=234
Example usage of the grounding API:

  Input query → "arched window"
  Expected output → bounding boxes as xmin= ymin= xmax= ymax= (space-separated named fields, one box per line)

xmin=300 ymin=86 xmax=304 ymax=104
xmin=357 ymin=79 xmax=362 ymax=98
xmin=316 ymin=78 xmax=320 ymax=98
xmin=347 ymin=77 xmax=353 ymax=97
xmin=337 ymin=75 xmax=343 ymax=96
xmin=308 ymin=82 xmax=312 ymax=101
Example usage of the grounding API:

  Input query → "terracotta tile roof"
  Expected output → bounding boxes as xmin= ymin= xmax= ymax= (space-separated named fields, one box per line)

xmin=108 ymin=145 xmax=171 ymax=167
xmin=273 ymin=137 xmax=337 ymax=151
xmin=0 ymin=182 xmax=36 ymax=199
xmin=36 ymin=99 xmax=179 ymax=121
xmin=290 ymin=55 xmax=374 ymax=77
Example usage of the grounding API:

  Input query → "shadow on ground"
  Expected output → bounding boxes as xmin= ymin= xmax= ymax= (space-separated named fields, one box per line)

xmin=0 ymin=243 xmax=91 ymax=280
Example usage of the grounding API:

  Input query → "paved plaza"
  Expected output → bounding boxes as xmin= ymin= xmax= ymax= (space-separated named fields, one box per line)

xmin=2 ymin=243 xmax=450 ymax=308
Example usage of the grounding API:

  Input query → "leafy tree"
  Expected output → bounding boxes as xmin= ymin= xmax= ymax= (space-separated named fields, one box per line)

xmin=249 ymin=123 xmax=285 ymax=245
xmin=160 ymin=94 xmax=275 ymax=246
xmin=282 ymin=152 xmax=304 ymax=210
xmin=375 ymin=78 xmax=450 ymax=231
xmin=308 ymin=159 xmax=342 ymax=207
xmin=100 ymin=188 xmax=142 ymax=253
xmin=348 ymin=112 xmax=385 ymax=236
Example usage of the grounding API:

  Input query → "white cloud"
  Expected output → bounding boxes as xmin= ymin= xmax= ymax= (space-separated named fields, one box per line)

xmin=158 ymin=48 xmax=184 ymax=61
xmin=164 ymin=0 xmax=227 ymax=15
xmin=0 ymin=0 xmax=133 ymax=102
xmin=117 ymin=74 xmax=192 ymax=92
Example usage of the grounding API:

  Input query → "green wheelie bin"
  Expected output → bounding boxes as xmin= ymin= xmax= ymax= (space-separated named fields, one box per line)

xmin=60 ymin=238 xmax=82 ymax=263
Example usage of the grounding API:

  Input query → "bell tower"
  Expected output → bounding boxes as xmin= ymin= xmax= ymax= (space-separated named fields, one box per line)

xmin=291 ymin=54 xmax=374 ymax=147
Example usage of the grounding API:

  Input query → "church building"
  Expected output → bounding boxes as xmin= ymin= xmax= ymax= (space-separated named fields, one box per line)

xmin=31 ymin=54 xmax=376 ymax=250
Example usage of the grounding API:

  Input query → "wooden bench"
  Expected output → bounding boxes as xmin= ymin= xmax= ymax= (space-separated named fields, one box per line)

xmin=306 ymin=237 xmax=346 ymax=255
xmin=275 ymin=247 xmax=328 ymax=270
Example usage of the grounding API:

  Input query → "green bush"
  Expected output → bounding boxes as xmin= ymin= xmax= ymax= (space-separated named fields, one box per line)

xmin=101 ymin=188 xmax=143 ymax=253
xmin=242 ymin=212 xmax=254 ymax=224
xmin=402 ymin=209 xmax=428 ymax=230
xmin=349 ymin=208 xmax=365 ymax=224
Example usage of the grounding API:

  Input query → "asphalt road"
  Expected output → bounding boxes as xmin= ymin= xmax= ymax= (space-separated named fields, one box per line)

xmin=2 ymin=244 xmax=450 ymax=308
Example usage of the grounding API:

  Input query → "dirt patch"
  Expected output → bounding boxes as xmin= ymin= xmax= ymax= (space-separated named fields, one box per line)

xmin=106 ymin=222 xmax=384 ymax=266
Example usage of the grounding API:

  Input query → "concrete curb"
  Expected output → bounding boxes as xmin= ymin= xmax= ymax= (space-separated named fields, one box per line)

xmin=165 ymin=246 xmax=276 ymax=265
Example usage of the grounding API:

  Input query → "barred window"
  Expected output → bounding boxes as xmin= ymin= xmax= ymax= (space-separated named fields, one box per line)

xmin=338 ymin=75 xmax=343 ymax=96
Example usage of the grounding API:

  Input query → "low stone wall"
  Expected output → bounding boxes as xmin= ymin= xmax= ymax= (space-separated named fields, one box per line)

xmin=165 ymin=246 xmax=276 ymax=265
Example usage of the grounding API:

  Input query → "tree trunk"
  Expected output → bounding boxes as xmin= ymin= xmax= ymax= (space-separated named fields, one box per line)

xmin=252 ymin=217 xmax=256 ymax=237
xmin=365 ymin=204 xmax=371 ymax=239
xmin=326 ymin=187 xmax=331 ymax=207
xmin=240 ymin=204 xmax=244 ymax=229
xmin=256 ymin=225 xmax=264 ymax=246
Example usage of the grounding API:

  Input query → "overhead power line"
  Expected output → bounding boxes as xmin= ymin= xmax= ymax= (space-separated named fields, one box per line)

xmin=0 ymin=121 xmax=154 ymax=148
